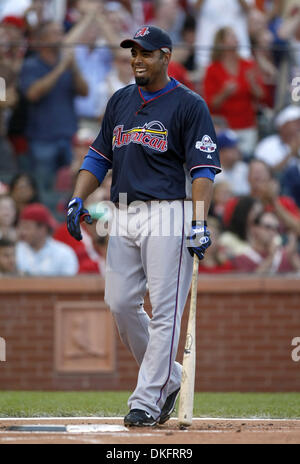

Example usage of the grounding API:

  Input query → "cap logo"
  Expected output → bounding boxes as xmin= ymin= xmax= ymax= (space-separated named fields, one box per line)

xmin=134 ymin=27 xmax=150 ymax=38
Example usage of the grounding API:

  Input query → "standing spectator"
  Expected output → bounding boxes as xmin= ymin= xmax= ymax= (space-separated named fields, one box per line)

xmin=214 ymin=129 xmax=250 ymax=195
xmin=254 ymin=105 xmax=300 ymax=172
xmin=0 ymin=23 xmax=20 ymax=175
xmin=0 ymin=238 xmax=18 ymax=275
xmin=0 ymin=194 xmax=18 ymax=241
xmin=203 ymin=26 xmax=264 ymax=159
xmin=97 ymin=48 xmax=134 ymax=118
xmin=16 ymin=203 xmax=78 ymax=276
xmin=19 ymin=21 xmax=88 ymax=191
xmin=9 ymin=173 xmax=39 ymax=215
xmin=248 ymin=159 xmax=300 ymax=236
xmin=65 ymin=3 xmax=120 ymax=131
xmin=104 ymin=0 xmax=141 ymax=36
xmin=193 ymin=0 xmax=253 ymax=69
xmin=248 ymin=8 xmax=277 ymax=109
xmin=149 ymin=0 xmax=186 ymax=43
xmin=181 ymin=13 xmax=197 ymax=73
xmin=269 ymin=0 xmax=299 ymax=69
xmin=277 ymin=4 xmax=300 ymax=83
xmin=234 ymin=211 xmax=300 ymax=273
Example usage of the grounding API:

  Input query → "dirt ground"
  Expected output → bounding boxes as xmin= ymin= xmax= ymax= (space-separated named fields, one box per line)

xmin=0 ymin=417 xmax=299 ymax=444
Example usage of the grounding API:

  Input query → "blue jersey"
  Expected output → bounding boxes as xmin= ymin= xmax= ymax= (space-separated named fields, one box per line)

xmin=88 ymin=78 xmax=221 ymax=203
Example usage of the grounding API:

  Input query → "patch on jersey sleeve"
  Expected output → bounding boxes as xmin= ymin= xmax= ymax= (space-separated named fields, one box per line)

xmin=195 ymin=135 xmax=217 ymax=153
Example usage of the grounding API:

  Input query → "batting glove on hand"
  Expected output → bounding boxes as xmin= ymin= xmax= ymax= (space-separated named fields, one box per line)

xmin=186 ymin=220 xmax=211 ymax=261
xmin=67 ymin=197 xmax=92 ymax=241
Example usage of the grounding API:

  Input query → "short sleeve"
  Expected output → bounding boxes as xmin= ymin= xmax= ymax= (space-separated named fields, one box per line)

xmin=183 ymin=98 xmax=222 ymax=175
xmin=90 ymin=97 xmax=115 ymax=163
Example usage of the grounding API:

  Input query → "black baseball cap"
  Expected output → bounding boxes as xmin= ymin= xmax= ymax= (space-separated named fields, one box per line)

xmin=120 ymin=26 xmax=172 ymax=52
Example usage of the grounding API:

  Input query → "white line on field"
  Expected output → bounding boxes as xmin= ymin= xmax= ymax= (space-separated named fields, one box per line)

xmin=0 ymin=417 xmax=299 ymax=422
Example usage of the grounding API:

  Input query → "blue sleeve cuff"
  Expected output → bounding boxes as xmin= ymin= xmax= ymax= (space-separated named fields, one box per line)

xmin=191 ymin=167 xmax=215 ymax=182
xmin=79 ymin=148 xmax=111 ymax=184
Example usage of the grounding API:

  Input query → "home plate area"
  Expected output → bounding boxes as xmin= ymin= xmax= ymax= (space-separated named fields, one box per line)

xmin=0 ymin=417 xmax=300 ymax=444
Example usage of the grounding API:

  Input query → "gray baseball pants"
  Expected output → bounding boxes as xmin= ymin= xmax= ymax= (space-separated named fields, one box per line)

xmin=104 ymin=200 xmax=193 ymax=420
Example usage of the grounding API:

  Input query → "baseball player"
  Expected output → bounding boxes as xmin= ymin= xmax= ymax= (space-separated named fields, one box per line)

xmin=67 ymin=26 xmax=221 ymax=427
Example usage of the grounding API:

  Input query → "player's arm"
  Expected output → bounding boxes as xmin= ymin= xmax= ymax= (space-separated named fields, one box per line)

xmin=183 ymin=99 xmax=221 ymax=260
xmin=67 ymin=94 xmax=114 ymax=240
xmin=72 ymin=170 xmax=100 ymax=201
xmin=186 ymin=177 xmax=214 ymax=261
xmin=67 ymin=154 xmax=110 ymax=241
xmin=192 ymin=177 xmax=214 ymax=222
xmin=66 ymin=170 xmax=99 ymax=241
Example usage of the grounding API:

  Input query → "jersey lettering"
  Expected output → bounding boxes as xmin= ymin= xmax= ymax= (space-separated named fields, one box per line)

xmin=112 ymin=121 xmax=168 ymax=152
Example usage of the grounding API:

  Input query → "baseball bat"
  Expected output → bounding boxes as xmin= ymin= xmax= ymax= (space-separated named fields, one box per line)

xmin=178 ymin=254 xmax=199 ymax=428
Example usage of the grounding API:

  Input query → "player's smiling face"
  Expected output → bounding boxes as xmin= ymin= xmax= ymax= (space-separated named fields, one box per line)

xmin=130 ymin=46 xmax=170 ymax=92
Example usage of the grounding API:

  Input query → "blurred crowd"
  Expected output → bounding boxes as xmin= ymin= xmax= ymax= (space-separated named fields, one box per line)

xmin=0 ymin=0 xmax=299 ymax=277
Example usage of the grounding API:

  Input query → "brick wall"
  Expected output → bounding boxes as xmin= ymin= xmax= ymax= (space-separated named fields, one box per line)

xmin=0 ymin=276 xmax=299 ymax=391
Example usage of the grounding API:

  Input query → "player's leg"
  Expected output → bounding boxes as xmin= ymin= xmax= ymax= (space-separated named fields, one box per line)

xmin=105 ymin=233 xmax=149 ymax=366
xmin=128 ymin=201 xmax=193 ymax=420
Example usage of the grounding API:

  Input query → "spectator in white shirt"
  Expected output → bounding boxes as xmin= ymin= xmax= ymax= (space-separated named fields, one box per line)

xmin=16 ymin=203 xmax=78 ymax=276
xmin=254 ymin=105 xmax=300 ymax=173
xmin=214 ymin=129 xmax=250 ymax=195
xmin=97 ymin=48 xmax=135 ymax=118
xmin=193 ymin=0 xmax=253 ymax=69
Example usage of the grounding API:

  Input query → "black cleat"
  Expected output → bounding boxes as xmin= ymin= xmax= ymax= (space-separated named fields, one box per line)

xmin=124 ymin=409 xmax=157 ymax=427
xmin=159 ymin=388 xmax=180 ymax=424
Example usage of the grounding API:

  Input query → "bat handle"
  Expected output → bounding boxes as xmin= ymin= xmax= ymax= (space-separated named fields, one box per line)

xmin=178 ymin=254 xmax=199 ymax=428
xmin=190 ymin=255 xmax=199 ymax=305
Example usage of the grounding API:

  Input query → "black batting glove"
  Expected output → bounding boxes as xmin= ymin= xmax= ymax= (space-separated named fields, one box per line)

xmin=67 ymin=197 xmax=92 ymax=241
xmin=186 ymin=220 xmax=211 ymax=261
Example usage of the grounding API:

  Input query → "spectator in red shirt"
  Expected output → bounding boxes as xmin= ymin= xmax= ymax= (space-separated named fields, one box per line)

xmin=203 ymin=26 xmax=264 ymax=160
xmin=168 ymin=60 xmax=194 ymax=90
xmin=234 ymin=211 xmax=300 ymax=274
